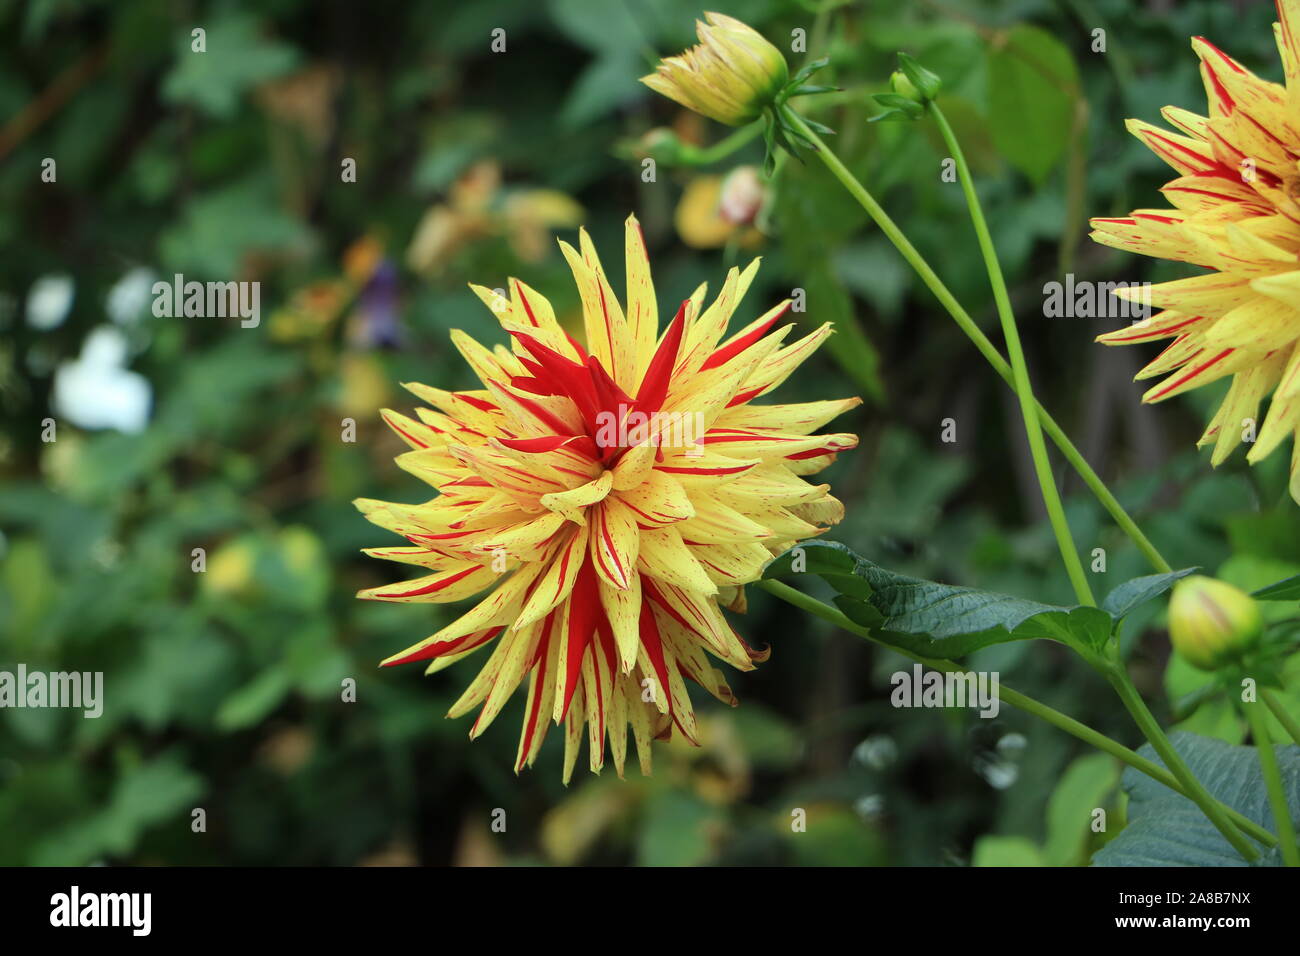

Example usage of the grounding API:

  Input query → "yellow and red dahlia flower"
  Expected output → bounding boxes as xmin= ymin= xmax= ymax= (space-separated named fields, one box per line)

xmin=356 ymin=215 xmax=858 ymax=780
xmin=1092 ymin=1 xmax=1300 ymax=502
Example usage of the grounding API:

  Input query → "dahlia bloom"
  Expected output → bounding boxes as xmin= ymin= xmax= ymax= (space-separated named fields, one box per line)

xmin=640 ymin=12 xmax=789 ymax=127
xmin=1091 ymin=1 xmax=1300 ymax=502
xmin=357 ymin=215 xmax=857 ymax=780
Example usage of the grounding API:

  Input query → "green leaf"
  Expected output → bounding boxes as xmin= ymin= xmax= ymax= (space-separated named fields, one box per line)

xmin=560 ymin=52 xmax=645 ymax=127
xmin=972 ymin=835 xmax=1043 ymax=866
xmin=785 ymin=808 xmax=887 ymax=866
xmin=161 ymin=15 xmax=299 ymax=118
xmin=1101 ymin=567 xmax=1198 ymax=619
xmin=636 ymin=790 xmax=721 ymax=867
xmin=33 ymin=756 xmax=204 ymax=865
xmin=765 ymin=540 xmax=1112 ymax=658
xmin=159 ymin=175 xmax=311 ymax=277
xmin=1253 ymin=572 xmax=1300 ymax=601
xmin=215 ymin=668 xmax=293 ymax=731
xmin=1092 ymin=732 xmax=1300 ymax=866
xmin=1043 ymin=752 xmax=1121 ymax=866
xmin=986 ymin=24 xmax=1079 ymax=184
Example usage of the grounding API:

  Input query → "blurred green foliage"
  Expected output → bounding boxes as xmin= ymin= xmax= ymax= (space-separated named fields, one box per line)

xmin=2 ymin=0 xmax=1299 ymax=866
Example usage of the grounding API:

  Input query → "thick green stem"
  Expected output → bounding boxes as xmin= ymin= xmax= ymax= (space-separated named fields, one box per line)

xmin=1263 ymin=689 xmax=1300 ymax=746
xmin=757 ymin=578 xmax=1276 ymax=848
xmin=1243 ymin=694 xmax=1300 ymax=866
xmin=931 ymin=102 xmax=1092 ymax=606
xmin=778 ymin=104 xmax=1171 ymax=575
xmin=1105 ymin=665 xmax=1258 ymax=860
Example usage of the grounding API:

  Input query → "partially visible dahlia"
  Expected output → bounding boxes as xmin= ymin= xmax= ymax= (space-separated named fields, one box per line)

xmin=356 ymin=215 xmax=858 ymax=780
xmin=1091 ymin=1 xmax=1300 ymax=502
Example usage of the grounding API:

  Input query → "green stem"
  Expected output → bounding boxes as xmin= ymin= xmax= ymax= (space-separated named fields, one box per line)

xmin=779 ymin=100 xmax=1246 ymax=853
xmin=1263 ymin=689 xmax=1300 ymax=746
xmin=931 ymin=102 xmax=1092 ymax=607
xmin=1105 ymin=664 xmax=1259 ymax=861
xmin=758 ymin=578 xmax=1276 ymax=848
xmin=679 ymin=122 xmax=763 ymax=166
xmin=932 ymin=96 xmax=1257 ymax=859
xmin=778 ymin=104 xmax=1171 ymax=575
xmin=1243 ymin=692 xmax=1300 ymax=865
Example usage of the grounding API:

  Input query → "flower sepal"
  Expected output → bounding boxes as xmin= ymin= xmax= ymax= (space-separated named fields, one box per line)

xmin=896 ymin=52 xmax=942 ymax=101
xmin=870 ymin=53 xmax=943 ymax=122
xmin=868 ymin=92 xmax=926 ymax=123
xmin=760 ymin=57 xmax=838 ymax=175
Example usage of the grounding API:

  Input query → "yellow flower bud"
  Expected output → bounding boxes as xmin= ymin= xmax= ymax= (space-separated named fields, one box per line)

xmin=641 ymin=13 xmax=789 ymax=126
xmin=1167 ymin=575 xmax=1263 ymax=671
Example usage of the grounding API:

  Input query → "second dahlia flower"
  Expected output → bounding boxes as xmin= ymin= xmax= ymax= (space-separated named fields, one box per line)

xmin=357 ymin=215 xmax=857 ymax=780
xmin=1092 ymin=1 xmax=1300 ymax=502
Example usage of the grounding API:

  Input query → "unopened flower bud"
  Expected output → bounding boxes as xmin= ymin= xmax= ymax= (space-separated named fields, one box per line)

xmin=1167 ymin=575 xmax=1263 ymax=671
xmin=889 ymin=70 xmax=921 ymax=102
xmin=641 ymin=13 xmax=789 ymax=126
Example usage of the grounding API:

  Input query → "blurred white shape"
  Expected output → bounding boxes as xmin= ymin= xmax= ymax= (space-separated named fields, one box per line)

xmin=853 ymin=734 xmax=898 ymax=770
xmin=996 ymin=732 xmax=1028 ymax=759
xmin=974 ymin=753 xmax=1020 ymax=790
xmin=106 ymin=267 xmax=156 ymax=326
xmin=854 ymin=793 xmax=885 ymax=823
xmin=26 ymin=274 xmax=75 ymax=330
xmin=81 ymin=325 xmax=129 ymax=367
xmin=52 ymin=325 xmax=152 ymax=433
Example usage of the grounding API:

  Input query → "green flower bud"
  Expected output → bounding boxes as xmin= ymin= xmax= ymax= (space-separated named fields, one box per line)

xmin=1167 ymin=575 xmax=1263 ymax=671
xmin=889 ymin=70 xmax=921 ymax=103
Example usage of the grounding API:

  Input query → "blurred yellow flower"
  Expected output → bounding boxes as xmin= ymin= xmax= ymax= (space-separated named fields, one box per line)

xmin=337 ymin=352 xmax=393 ymax=417
xmin=204 ymin=537 xmax=257 ymax=597
xmin=675 ymin=172 xmax=765 ymax=249
xmin=406 ymin=160 xmax=583 ymax=274
xmin=358 ymin=214 xmax=858 ymax=780
xmin=268 ymin=280 xmax=348 ymax=343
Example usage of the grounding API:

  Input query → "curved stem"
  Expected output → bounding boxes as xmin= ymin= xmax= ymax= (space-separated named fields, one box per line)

xmin=1243 ymin=693 xmax=1300 ymax=866
xmin=778 ymin=104 xmax=1171 ymax=575
xmin=1263 ymin=689 xmax=1300 ymax=746
xmin=757 ymin=578 xmax=1276 ymax=848
xmin=680 ymin=121 xmax=763 ymax=166
xmin=1104 ymin=664 xmax=1258 ymax=861
xmin=931 ymin=101 xmax=1092 ymax=606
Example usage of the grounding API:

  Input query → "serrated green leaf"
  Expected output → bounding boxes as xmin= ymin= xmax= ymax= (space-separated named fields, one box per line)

xmin=766 ymin=540 xmax=1112 ymax=658
xmin=1102 ymin=567 xmax=1198 ymax=619
xmin=1092 ymin=732 xmax=1300 ymax=867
